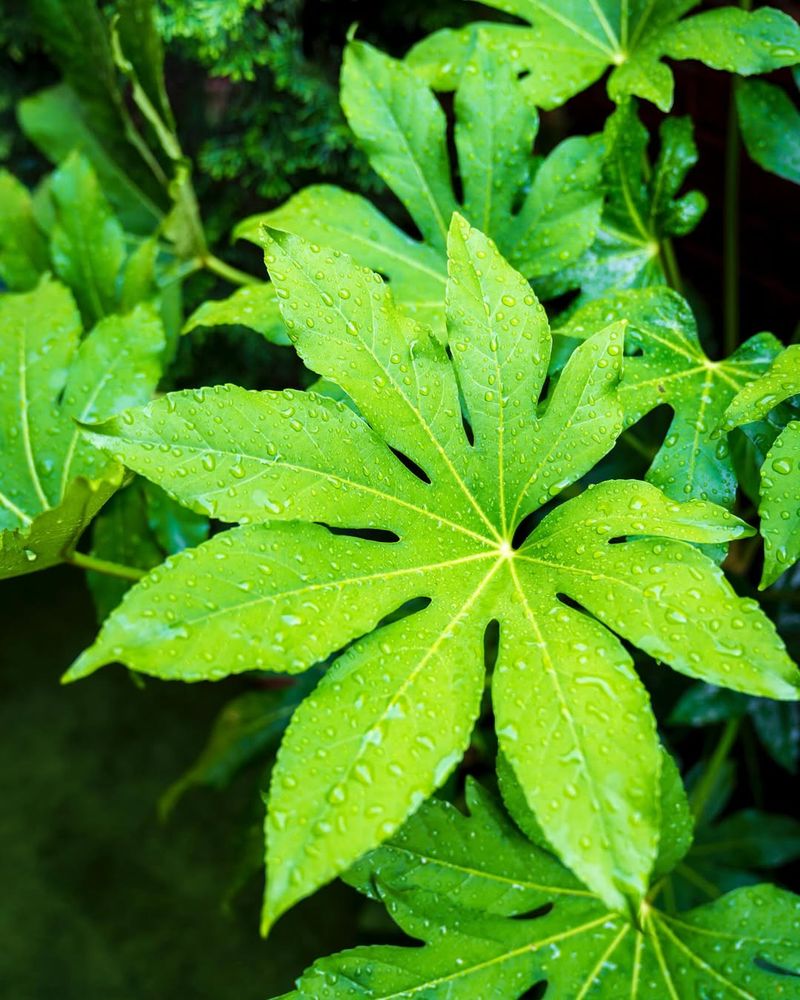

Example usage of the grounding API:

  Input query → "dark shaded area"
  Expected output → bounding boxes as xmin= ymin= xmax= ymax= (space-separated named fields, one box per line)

xmin=0 ymin=568 xmax=360 ymax=999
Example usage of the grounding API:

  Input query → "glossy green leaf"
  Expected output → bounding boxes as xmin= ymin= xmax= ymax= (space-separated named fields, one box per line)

xmin=537 ymin=101 xmax=706 ymax=305
xmin=652 ymin=750 xmax=695 ymax=880
xmin=49 ymin=152 xmax=127 ymax=326
xmin=285 ymin=782 xmax=800 ymax=1000
xmin=0 ymin=171 xmax=51 ymax=291
xmin=736 ymin=79 xmax=800 ymax=185
xmin=183 ymin=282 xmax=290 ymax=345
xmin=0 ymin=278 xmax=165 ymax=579
xmin=407 ymin=2 xmax=800 ymax=112
xmin=724 ymin=345 xmax=800 ymax=585
xmin=67 ymin=220 xmax=798 ymax=927
xmin=724 ymin=344 xmax=800 ymax=429
xmin=559 ymin=286 xmax=782 ymax=507
xmin=235 ymin=35 xmax=603 ymax=335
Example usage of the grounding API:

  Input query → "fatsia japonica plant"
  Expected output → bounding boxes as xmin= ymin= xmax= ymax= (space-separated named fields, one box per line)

xmin=67 ymin=220 xmax=797 ymax=925
xmin=3 ymin=0 xmax=800 ymax=996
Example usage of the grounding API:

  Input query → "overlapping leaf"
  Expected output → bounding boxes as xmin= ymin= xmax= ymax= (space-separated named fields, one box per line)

xmin=724 ymin=345 xmax=800 ymax=586
xmin=183 ymin=282 xmax=290 ymax=345
xmin=407 ymin=1 xmax=800 ymax=112
xmin=0 ymin=278 xmax=165 ymax=579
xmin=86 ymin=478 xmax=209 ymax=619
xmin=558 ymin=286 xmax=783 ymax=507
xmin=235 ymin=35 xmax=603 ymax=336
xmin=0 ymin=153 xmax=159 ymax=311
xmin=66 ymin=220 xmax=797 ymax=930
xmin=536 ymin=100 xmax=706 ymax=306
xmin=20 ymin=0 xmax=169 ymax=232
xmin=283 ymin=781 xmax=800 ymax=1000
xmin=737 ymin=78 xmax=800 ymax=185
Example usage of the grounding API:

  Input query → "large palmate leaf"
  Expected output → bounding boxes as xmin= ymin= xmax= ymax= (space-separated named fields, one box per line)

xmin=0 ymin=278 xmax=165 ymax=579
xmin=407 ymin=1 xmax=800 ymax=112
xmin=284 ymin=781 xmax=800 ymax=999
xmin=558 ymin=286 xmax=782 ymax=507
xmin=66 ymin=220 xmax=797 ymax=929
xmin=235 ymin=35 xmax=603 ymax=335
xmin=724 ymin=345 xmax=800 ymax=587
xmin=536 ymin=101 xmax=706 ymax=306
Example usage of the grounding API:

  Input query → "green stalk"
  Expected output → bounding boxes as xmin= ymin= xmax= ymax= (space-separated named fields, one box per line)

xmin=202 ymin=254 xmax=259 ymax=287
xmin=690 ymin=718 xmax=741 ymax=825
xmin=723 ymin=85 xmax=741 ymax=356
xmin=723 ymin=0 xmax=751 ymax=355
xmin=66 ymin=550 xmax=146 ymax=582
xmin=660 ymin=237 xmax=683 ymax=294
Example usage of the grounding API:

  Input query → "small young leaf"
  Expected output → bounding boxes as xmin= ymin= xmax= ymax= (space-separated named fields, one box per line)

xmin=407 ymin=2 xmax=800 ymax=112
xmin=49 ymin=152 xmax=126 ymax=326
xmin=17 ymin=83 xmax=163 ymax=233
xmin=22 ymin=0 xmax=170 ymax=229
xmin=161 ymin=675 xmax=318 ymax=816
xmin=68 ymin=222 xmax=798 ymax=926
xmin=183 ymin=283 xmax=290 ymax=345
xmin=538 ymin=101 xmax=706 ymax=305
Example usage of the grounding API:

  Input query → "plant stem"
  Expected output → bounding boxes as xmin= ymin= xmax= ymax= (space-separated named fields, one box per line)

xmin=66 ymin=550 xmax=146 ymax=582
xmin=660 ymin=237 xmax=683 ymax=294
xmin=723 ymin=86 xmax=741 ymax=356
xmin=202 ymin=254 xmax=259 ymax=287
xmin=723 ymin=0 xmax=751 ymax=354
xmin=690 ymin=718 xmax=741 ymax=825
